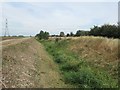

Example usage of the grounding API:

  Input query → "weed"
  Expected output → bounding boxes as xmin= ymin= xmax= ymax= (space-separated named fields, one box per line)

xmin=39 ymin=38 xmax=118 ymax=88
xmin=63 ymin=67 xmax=117 ymax=88
xmin=60 ymin=60 xmax=80 ymax=72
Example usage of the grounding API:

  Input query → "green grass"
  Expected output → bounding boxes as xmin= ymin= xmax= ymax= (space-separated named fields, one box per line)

xmin=38 ymin=39 xmax=118 ymax=88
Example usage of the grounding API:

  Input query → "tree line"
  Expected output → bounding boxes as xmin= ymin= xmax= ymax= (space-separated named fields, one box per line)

xmin=89 ymin=24 xmax=120 ymax=38
xmin=35 ymin=24 xmax=120 ymax=39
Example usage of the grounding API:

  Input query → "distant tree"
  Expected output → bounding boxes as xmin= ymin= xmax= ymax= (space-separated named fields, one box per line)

xmin=70 ymin=32 xmax=74 ymax=36
xmin=75 ymin=30 xmax=81 ymax=36
xmin=66 ymin=33 xmax=70 ymax=37
xmin=60 ymin=32 xmax=65 ymax=37
xmin=51 ymin=35 xmax=56 ymax=37
xmin=89 ymin=24 xmax=119 ymax=38
xmin=44 ymin=31 xmax=49 ymax=39
xmin=35 ymin=30 xmax=49 ymax=40
xmin=18 ymin=35 xmax=24 ymax=37
xmin=89 ymin=25 xmax=100 ymax=36
xmin=39 ymin=30 xmax=44 ymax=39
xmin=75 ymin=30 xmax=89 ymax=36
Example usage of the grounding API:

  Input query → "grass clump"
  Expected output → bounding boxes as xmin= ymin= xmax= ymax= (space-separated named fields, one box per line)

xmin=63 ymin=70 xmax=102 ymax=88
xmin=60 ymin=60 xmax=80 ymax=72
xmin=54 ymin=54 xmax=66 ymax=64
xmin=63 ymin=67 xmax=117 ymax=88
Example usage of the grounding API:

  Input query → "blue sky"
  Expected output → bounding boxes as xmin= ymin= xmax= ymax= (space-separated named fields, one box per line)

xmin=1 ymin=1 xmax=118 ymax=36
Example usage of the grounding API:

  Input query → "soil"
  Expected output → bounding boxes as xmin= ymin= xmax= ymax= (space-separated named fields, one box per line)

xmin=2 ymin=38 xmax=67 ymax=88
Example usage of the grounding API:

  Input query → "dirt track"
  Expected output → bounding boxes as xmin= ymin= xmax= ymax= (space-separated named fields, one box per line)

xmin=2 ymin=38 xmax=67 ymax=88
xmin=1 ymin=38 xmax=30 ymax=48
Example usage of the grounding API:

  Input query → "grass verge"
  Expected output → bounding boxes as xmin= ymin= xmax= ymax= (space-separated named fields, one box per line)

xmin=38 ymin=39 xmax=118 ymax=88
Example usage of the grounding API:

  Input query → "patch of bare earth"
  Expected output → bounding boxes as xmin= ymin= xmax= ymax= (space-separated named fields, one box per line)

xmin=2 ymin=38 xmax=67 ymax=88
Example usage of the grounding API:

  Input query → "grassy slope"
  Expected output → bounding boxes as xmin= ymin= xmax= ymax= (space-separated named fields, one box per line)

xmin=40 ymin=36 xmax=118 ymax=88
xmin=68 ymin=36 xmax=118 ymax=78
xmin=2 ymin=38 xmax=67 ymax=88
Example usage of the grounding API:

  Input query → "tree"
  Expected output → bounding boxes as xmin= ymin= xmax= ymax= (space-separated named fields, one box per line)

xmin=75 ymin=30 xmax=89 ymax=36
xmin=39 ymin=30 xmax=44 ymax=39
xmin=66 ymin=33 xmax=70 ymax=37
xmin=89 ymin=24 xmax=119 ymax=38
xmin=70 ymin=32 xmax=74 ymax=36
xmin=75 ymin=30 xmax=81 ymax=36
xmin=35 ymin=30 xmax=49 ymax=40
xmin=60 ymin=32 xmax=65 ymax=37
xmin=89 ymin=26 xmax=100 ymax=36
xmin=44 ymin=31 xmax=49 ymax=39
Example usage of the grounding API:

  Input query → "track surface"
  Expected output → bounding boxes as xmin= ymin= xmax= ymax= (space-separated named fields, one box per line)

xmin=2 ymin=38 xmax=67 ymax=88
xmin=1 ymin=38 xmax=30 ymax=48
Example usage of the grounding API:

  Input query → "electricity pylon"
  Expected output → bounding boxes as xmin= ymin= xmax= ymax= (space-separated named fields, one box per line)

xmin=4 ymin=18 xmax=10 ymax=37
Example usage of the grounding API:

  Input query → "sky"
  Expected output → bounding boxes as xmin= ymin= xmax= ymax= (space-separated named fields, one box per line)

xmin=0 ymin=1 xmax=119 ymax=36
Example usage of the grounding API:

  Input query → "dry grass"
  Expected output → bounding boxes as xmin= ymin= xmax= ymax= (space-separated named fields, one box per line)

xmin=42 ymin=37 xmax=118 ymax=88
xmin=1 ymin=37 xmax=19 ymax=41
xmin=65 ymin=36 xmax=119 ymax=78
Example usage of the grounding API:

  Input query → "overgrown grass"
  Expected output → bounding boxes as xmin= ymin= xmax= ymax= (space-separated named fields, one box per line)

xmin=39 ymin=39 xmax=118 ymax=88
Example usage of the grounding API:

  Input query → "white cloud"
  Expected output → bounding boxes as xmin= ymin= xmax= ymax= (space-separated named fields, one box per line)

xmin=1 ymin=2 xmax=118 ymax=36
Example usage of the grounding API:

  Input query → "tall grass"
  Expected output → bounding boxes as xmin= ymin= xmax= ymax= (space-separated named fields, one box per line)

xmin=39 ymin=38 xmax=118 ymax=88
xmin=68 ymin=36 xmax=118 ymax=79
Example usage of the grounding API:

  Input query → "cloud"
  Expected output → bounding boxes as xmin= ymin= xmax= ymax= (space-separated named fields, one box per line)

xmin=1 ymin=2 xmax=118 ymax=36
